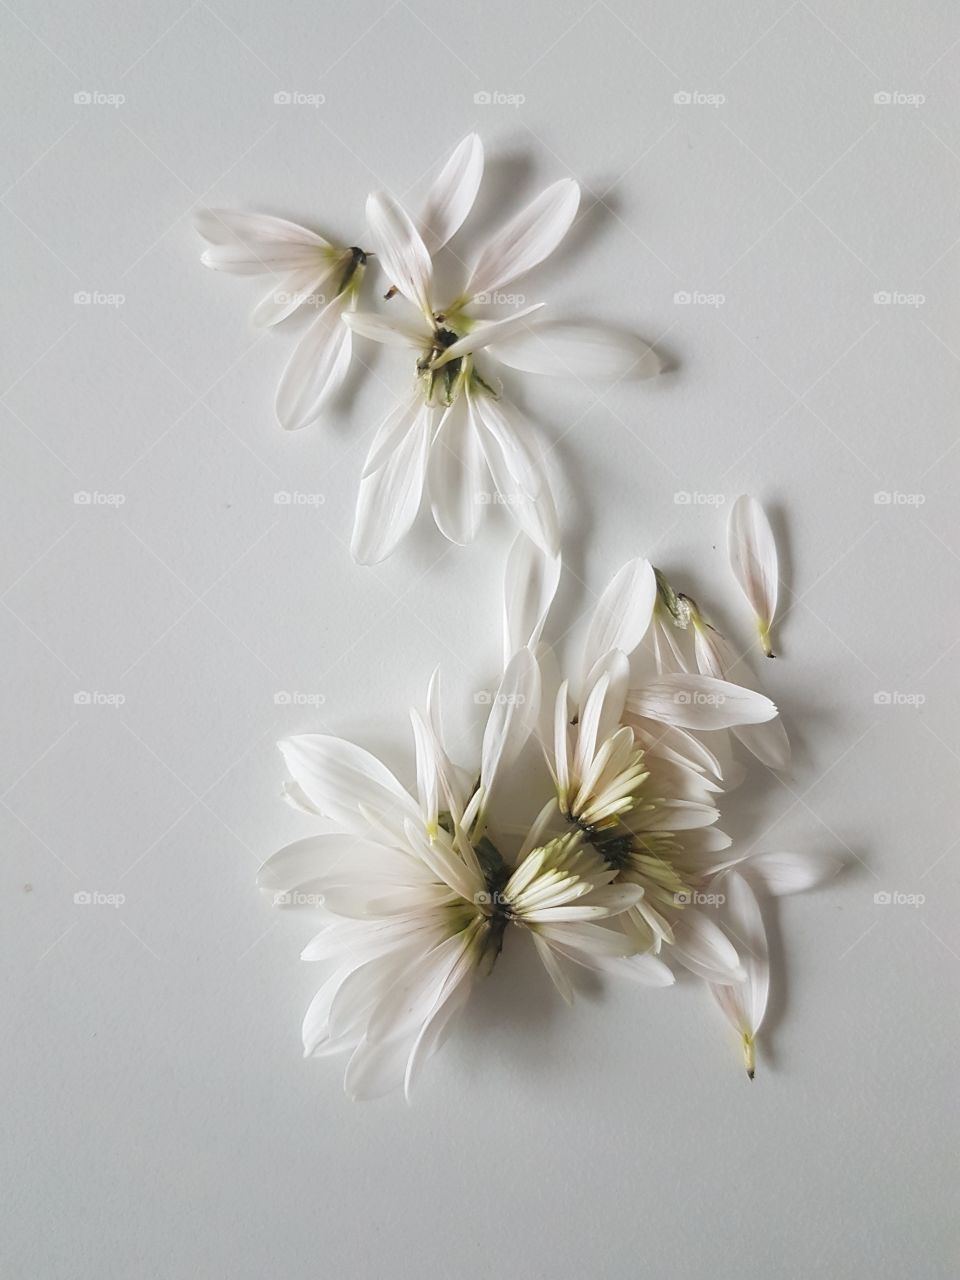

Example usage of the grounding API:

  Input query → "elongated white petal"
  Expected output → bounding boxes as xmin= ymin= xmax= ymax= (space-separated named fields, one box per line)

xmin=479 ymin=647 xmax=541 ymax=801
xmin=490 ymin=322 xmax=662 ymax=380
xmin=427 ymin=396 xmax=485 ymax=545
xmin=343 ymin=309 xmax=431 ymax=349
xmin=728 ymin=495 xmax=779 ymax=658
xmin=278 ymin=735 xmax=420 ymax=838
xmin=465 ymin=178 xmax=580 ymax=300
xmin=626 ymin=673 xmax=777 ymax=730
xmin=419 ymin=133 xmax=484 ymax=255
xmin=502 ymin=533 xmax=561 ymax=664
xmin=195 ymin=208 xmax=331 ymax=249
xmin=741 ymin=850 xmax=842 ymax=896
xmin=468 ymin=390 xmax=544 ymax=500
xmin=580 ymin=559 xmax=656 ymax=689
xmin=471 ymin=396 xmax=559 ymax=556
xmin=258 ymin=834 xmax=387 ymax=896
xmin=351 ymin=403 xmax=433 ymax=564
xmin=710 ymin=871 xmax=769 ymax=1077
xmin=670 ymin=908 xmax=745 ymax=985
xmin=252 ymin=261 xmax=339 ymax=327
xmin=275 ymin=291 xmax=354 ymax=430
xmin=692 ymin=620 xmax=791 ymax=770
xmin=365 ymin=190 xmax=434 ymax=318
xmin=430 ymin=304 xmax=547 ymax=367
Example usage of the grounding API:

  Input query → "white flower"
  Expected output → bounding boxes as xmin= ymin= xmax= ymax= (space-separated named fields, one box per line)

xmin=194 ymin=135 xmax=485 ymax=434
xmin=345 ymin=168 xmax=661 ymax=563
xmin=260 ymin=649 xmax=658 ymax=1099
xmin=728 ymin=494 xmax=780 ymax=658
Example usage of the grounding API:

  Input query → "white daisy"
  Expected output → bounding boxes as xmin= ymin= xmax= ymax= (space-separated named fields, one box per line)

xmin=194 ymin=134 xmax=485 ymax=433
xmin=345 ymin=172 xmax=662 ymax=563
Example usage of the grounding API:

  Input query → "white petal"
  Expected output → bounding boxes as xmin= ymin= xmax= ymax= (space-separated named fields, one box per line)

xmin=479 ymin=647 xmax=541 ymax=801
xmin=670 ymin=908 xmax=744 ymax=985
xmin=344 ymin=309 xmax=430 ymax=349
xmin=427 ymin=396 xmax=486 ymax=545
xmin=469 ymin=390 xmax=544 ymax=500
xmin=365 ymin=190 xmax=434 ymax=318
xmin=490 ymin=322 xmax=662 ymax=380
xmin=418 ymin=133 xmax=484 ymax=255
xmin=742 ymin=850 xmax=842 ymax=896
xmin=252 ymin=261 xmax=338 ymax=327
xmin=531 ymin=932 xmax=576 ymax=1004
xmin=709 ymin=872 xmax=769 ymax=1075
xmin=580 ymin=559 xmax=656 ymax=688
xmin=278 ymin=735 xmax=420 ymax=838
xmin=257 ymin=834 xmax=383 ymax=895
xmin=728 ymin=495 xmax=779 ymax=657
xmin=464 ymin=178 xmax=580 ymax=300
xmin=472 ymin=403 xmax=559 ymax=556
xmin=275 ymin=292 xmax=354 ymax=430
xmin=430 ymin=304 xmax=546 ymax=367
xmin=351 ymin=404 xmax=433 ymax=564
xmin=194 ymin=208 xmax=331 ymax=249
xmin=626 ymin=673 xmax=777 ymax=730
xmin=502 ymin=533 xmax=561 ymax=664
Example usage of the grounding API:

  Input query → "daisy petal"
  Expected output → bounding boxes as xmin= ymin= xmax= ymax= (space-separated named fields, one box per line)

xmin=728 ymin=495 xmax=780 ymax=658
xmin=278 ymin=735 xmax=420 ymax=837
xmin=344 ymin=310 xmax=431 ymax=349
xmin=275 ymin=291 xmax=355 ymax=430
xmin=365 ymin=190 xmax=434 ymax=318
xmin=710 ymin=871 xmax=769 ymax=1077
xmin=194 ymin=208 xmax=331 ymax=249
xmin=419 ymin=133 xmax=484 ymax=255
xmin=464 ymin=178 xmax=580 ymax=300
xmin=502 ymin=532 xmax=561 ymax=663
xmin=490 ymin=322 xmax=662 ymax=380
xmin=351 ymin=403 xmax=433 ymax=564
xmin=252 ymin=262 xmax=338 ymax=327
xmin=626 ymin=673 xmax=777 ymax=730
xmin=430 ymin=303 xmax=547 ymax=367
xmin=480 ymin=647 xmax=541 ymax=800
xmin=742 ymin=850 xmax=843 ymax=895
xmin=580 ymin=558 xmax=656 ymax=688
xmin=428 ymin=396 xmax=486 ymax=545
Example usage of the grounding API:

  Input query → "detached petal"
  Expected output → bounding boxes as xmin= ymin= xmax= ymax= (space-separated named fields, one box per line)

xmin=464 ymin=178 xmax=580 ymax=301
xmin=344 ymin=309 xmax=431 ymax=349
xmin=275 ymin=291 xmax=355 ymax=430
xmin=626 ymin=673 xmax=777 ymax=730
xmin=490 ymin=322 xmax=662 ymax=380
xmin=502 ymin=532 xmax=561 ymax=664
xmin=479 ymin=647 xmax=541 ymax=801
xmin=693 ymin=620 xmax=790 ymax=771
xmin=710 ymin=871 xmax=769 ymax=1077
xmin=580 ymin=558 xmax=656 ymax=689
xmin=365 ymin=190 xmax=434 ymax=318
xmin=741 ymin=850 xmax=843 ymax=896
xmin=195 ymin=208 xmax=331 ymax=249
xmin=419 ymin=133 xmax=484 ymax=255
xmin=278 ymin=734 xmax=420 ymax=838
xmin=728 ymin=495 xmax=780 ymax=658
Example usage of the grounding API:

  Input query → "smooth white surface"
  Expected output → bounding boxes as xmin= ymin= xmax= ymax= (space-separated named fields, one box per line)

xmin=3 ymin=3 xmax=958 ymax=1277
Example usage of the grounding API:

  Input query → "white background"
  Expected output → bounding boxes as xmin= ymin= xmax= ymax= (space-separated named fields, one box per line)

xmin=3 ymin=2 xmax=958 ymax=1277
